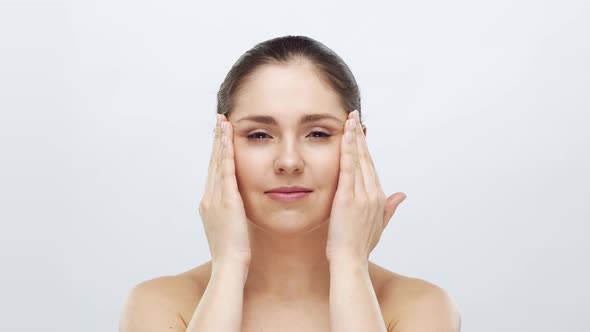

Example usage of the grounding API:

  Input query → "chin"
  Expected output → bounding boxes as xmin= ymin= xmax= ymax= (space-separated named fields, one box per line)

xmin=246 ymin=207 xmax=330 ymax=236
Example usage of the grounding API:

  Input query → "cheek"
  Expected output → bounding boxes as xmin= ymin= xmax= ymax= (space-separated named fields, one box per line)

xmin=234 ymin=143 xmax=266 ymax=172
xmin=233 ymin=143 xmax=264 ymax=191
xmin=328 ymin=144 xmax=342 ymax=188
xmin=308 ymin=144 xmax=341 ymax=188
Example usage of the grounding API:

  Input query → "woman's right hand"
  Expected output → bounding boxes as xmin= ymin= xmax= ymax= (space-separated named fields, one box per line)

xmin=198 ymin=114 xmax=251 ymax=267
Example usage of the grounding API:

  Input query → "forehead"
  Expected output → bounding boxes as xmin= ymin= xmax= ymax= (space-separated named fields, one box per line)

xmin=230 ymin=62 xmax=347 ymax=121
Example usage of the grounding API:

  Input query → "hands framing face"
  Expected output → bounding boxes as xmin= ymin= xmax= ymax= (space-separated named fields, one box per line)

xmin=200 ymin=111 xmax=406 ymax=266
xmin=326 ymin=110 xmax=407 ymax=264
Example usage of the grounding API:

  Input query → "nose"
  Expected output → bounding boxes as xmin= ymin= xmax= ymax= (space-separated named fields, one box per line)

xmin=273 ymin=138 xmax=304 ymax=175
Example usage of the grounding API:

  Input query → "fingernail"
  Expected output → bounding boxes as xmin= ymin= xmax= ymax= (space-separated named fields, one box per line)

xmin=221 ymin=121 xmax=227 ymax=134
xmin=353 ymin=110 xmax=360 ymax=121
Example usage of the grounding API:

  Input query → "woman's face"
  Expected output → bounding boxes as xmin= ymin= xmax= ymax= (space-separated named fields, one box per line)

xmin=227 ymin=62 xmax=348 ymax=235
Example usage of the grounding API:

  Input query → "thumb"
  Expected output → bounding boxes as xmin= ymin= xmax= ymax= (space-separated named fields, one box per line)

xmin=382 ymin=192 xmax=407 ymax=230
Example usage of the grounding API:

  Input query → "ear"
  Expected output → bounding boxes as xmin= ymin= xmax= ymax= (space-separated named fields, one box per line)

xmin=362 ymin=125 xmax=367 ymax=137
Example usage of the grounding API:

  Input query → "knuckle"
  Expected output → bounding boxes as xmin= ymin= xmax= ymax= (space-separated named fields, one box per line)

xmin=356 ymin=196 xmax=368 ymax=208
xmin=368 ymin=192 xmax=381 ymax=205
xmin=198 ymin=200 xmax=209 ymax=214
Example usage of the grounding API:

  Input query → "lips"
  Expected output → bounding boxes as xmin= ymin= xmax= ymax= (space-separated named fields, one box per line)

xmin=265 ymin=191 xmax=311 ymax=202
xmin=264 ymin=186 xmax=313 ymax=202
xmin=265 ymin=186 xmax=312 ymax=193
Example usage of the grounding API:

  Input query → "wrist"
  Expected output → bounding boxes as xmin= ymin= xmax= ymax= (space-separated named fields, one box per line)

xmin=212 ymin=252 xmax=251 ymax=268
xmin=327 ymin=254 xmax=369 ymax=271
xmin=206 ymin=261 xmax=250 ymax=296
xmin=211 ymin=258 xmax=250 ymax=280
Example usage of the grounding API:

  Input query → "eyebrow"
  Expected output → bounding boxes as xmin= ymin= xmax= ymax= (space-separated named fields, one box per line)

xmin=235 ymin=113 xmax=344 ymax=126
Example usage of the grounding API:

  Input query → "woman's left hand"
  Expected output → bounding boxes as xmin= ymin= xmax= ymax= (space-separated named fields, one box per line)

xmin=326 ymin=110 xmax=407 ymax=264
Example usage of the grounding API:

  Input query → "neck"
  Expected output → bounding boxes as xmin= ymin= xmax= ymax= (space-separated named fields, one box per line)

xmin=243 ymin=220 xmax=331 ymax=301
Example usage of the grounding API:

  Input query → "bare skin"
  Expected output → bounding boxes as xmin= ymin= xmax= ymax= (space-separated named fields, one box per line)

xmin=119 ymin=61 xmax=460 ymax=331
xmin=121 ymin=259 xmax=454 ymax=332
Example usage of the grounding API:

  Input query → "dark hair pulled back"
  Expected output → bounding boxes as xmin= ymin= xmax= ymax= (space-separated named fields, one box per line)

xmin=216 ymin=35 xmax=362 ymax=123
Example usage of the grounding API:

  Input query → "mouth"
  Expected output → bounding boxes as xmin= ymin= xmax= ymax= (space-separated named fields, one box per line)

xmin=265 ymin=191 xmax=312 ymax=202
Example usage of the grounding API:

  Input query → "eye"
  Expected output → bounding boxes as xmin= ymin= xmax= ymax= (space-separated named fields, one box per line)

xmin=246 ymin=130 xmax=332 ymax=141
xmin=307 ymin=131 xmax=332 ymax=139
xmin=247 ymin=131 xmax=272 ymax=140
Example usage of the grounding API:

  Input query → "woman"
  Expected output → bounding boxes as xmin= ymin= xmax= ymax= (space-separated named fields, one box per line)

xmin=119 ymin=35 xmax=461 ymax=332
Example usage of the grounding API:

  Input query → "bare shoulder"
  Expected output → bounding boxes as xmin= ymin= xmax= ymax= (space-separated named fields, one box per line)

xmin=369 ymin=262 xmax=461 ymax=332
xmin=119 ymin=262 xmax=211 ymax=332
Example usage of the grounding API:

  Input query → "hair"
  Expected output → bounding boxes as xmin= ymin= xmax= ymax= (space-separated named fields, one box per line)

xmin=216 ymin=35 xmax=362 ymax=124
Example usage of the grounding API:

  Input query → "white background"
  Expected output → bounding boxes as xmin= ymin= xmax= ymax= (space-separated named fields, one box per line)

xmin=1 ymin=0 xmax=588 ymax=331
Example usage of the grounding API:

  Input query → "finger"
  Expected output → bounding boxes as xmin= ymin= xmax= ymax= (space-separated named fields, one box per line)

xmin=352 ymin=110 xmax=381 ymax=192
xmin=205 ymin=114 xmax=223 ymax=197
xmin=382 ymin=193 xmax=407 ymax=230
xmin=219 ymin=120 xmax=240 ymax=201
xmin=349 ymin=115 xmax=366 ymax=197
xmin=337 ymin=118 xmax=356 ymax=196
xmin=212 ymin=118 xmax=226 ymax=201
